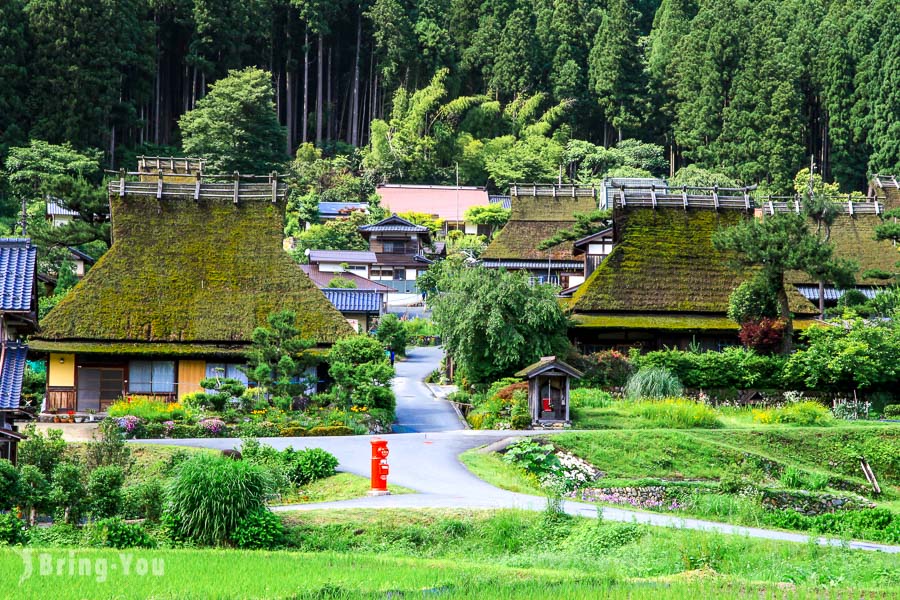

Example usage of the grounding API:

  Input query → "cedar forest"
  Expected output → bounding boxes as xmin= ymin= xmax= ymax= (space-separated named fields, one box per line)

xmin=2 ymin=0 xmax=900 ymax=235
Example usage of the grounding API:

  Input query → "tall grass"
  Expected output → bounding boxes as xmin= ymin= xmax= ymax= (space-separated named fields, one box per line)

xmin=628 ymin=398 xmax=720 ymax=428
xmin=625 ymin=367 xmax=684 ymax=400
xmin=166 ymin=454 xmax=271 ymax=545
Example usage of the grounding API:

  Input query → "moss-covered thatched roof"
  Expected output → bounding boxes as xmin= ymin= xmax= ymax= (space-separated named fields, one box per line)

xmin=37 ymin=192 xmax=352 ymax=346
xmin=482 ymin=194 xmax=597 ymax=261
xmin=788 ymin=214 xmax=898 ymax=285
xmin=570 ymin=209 xmax=817 ymax=317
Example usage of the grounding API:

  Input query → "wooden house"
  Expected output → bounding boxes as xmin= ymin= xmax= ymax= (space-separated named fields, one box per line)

xmin=30 ymin=165 xmax=352 ymax=413
xmin=358 ymin=214 xmax=433 ymax=293
xmin=567 ymin=185 xmax=820 ymax=352
xmin=481 ymin=185 xmax=600 ymax=288
xmin=0 ymin=238 xmax=38 ymax=463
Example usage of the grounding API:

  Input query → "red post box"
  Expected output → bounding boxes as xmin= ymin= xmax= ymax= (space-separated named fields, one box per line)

xmin=370 ymin=438 xmax=390 ymax=493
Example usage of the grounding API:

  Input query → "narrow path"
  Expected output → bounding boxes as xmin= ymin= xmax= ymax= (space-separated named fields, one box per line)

xmin=391 ymin=346 xmax=464 ymax=433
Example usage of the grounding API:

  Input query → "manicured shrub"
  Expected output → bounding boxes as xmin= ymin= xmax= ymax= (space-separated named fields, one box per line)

xmin=629 ymin=398 xmax=720 ymax=428
xmin=279 ymin=426 xmax=307 ymax=437
xmin=491 ymin=382 xmax=528 ymax=401
xmin=636 ymin=347 xmax=786 ymax=390
xmin=625 ymin=367 xmax=683 ymax=400
xmin=88 ymin=465 xmax=125 ymax=519
xmin=229 ymin=508 xmax=285 ymax=549
xmin=0 ymin=459 xmax=19 ymax=511
xmin=285 ymin=448 xmax=339 ymax=485
xmin=375 ymin=313 xmax=408 ymax=356
xmin=93 ymin=517 xmax=156 ymax=549
xmin=738 ymin=318 xmax=786 ymax=355
xmin=166 ymin=454 xmax=271 ymax=546
xmin=0 ymin=512 xmax=25 ymax=545
xmin=305 ymin=426 xmax=354 ymax=436
xmin=884 ymin=404 xmax=900 ymax=418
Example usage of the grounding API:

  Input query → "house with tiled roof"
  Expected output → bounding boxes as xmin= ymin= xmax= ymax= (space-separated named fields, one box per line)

xmin=0 ymin=238 xmax=38 ymax=463
xmin=298 ymin=263 xmax=389 ymax=333
xmin=30 ymin=164 xmax=352 ymax=412
xmin=568 ymin=186 xmax=821 ymax=351
xmin=481 ymin=185 xmax=600 ymax=288
xmin=358 ymin=214 xmax=433 ymax=294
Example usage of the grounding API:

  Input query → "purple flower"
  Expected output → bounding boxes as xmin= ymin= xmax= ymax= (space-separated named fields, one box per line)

xmin=116 ymin=415 xmax=141 ymax=432
xmin=200 ymin=418 xmax=226 ymax=435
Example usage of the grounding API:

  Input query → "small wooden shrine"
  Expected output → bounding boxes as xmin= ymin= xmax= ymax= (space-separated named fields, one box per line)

xmin=515 ymin=356 xmax=583 ymax=425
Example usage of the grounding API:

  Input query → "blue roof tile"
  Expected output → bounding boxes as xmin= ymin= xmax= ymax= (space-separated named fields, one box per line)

xmin=0 ymin=238 xmax=36 ymax=312
xmin=0 ymin=341 xmax=28 ymax=410
xmin=322 ymin=289 xmax=383 ymax=313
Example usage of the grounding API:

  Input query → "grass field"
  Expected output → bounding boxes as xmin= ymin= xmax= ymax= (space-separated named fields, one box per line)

xmin=6 ymin=509 xmax=900 ymax=598
xmin=275 ymin=472 xmax=413 ymax=505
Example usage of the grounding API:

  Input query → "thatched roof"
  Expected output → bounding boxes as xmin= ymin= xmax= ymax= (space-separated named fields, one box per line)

xmin=570 ymin=209 xmax=817 ymax=318
xmin=37 ymin=188 xmax=352 ymax=348
xmin=482 ymin=193 xmax=597 ymax=261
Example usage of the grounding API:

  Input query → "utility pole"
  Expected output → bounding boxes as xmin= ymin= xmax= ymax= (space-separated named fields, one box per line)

xmin=20 ymin=196 xmax=27 ymax=236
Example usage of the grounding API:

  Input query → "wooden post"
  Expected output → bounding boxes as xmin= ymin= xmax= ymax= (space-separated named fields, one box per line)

xmin=682 ymin=185 xmax=688 ymax=210
xmin=271 ymin=172 xmax=278 ymax=203
xmin=712 ymin=185 xmax=719 ymax=210
xmin=157 ymin=170 xmax=163 ymax=199
xmin=194 ymin=171 xmax=201 ymax=201
xmin=620 ymin=187 xmax=626 ymax=208
xmin=233 ymin=171 xmax=240 ymax=204
xmin=118 ymin=169 xmax=126 ymax=197
xmin=650 ymin=184 xmax=657 ymax=209
xmin=848 ymin=198 xmax=854 ymax=216
xmin=743 ymin=187 xmax=750 ymax=211
xmin=565 ymin=375 xmax=570 ymax=423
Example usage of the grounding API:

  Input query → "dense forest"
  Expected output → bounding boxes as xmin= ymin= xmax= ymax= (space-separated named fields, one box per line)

xmin=2 ymin=0 xmax=900 ymax=196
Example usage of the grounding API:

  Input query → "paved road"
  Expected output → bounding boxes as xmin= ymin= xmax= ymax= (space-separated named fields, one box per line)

xmin=392 ymin=346 xmax=465 ymax=433
xmin=135 ymin=346 xmax=900 ymax=554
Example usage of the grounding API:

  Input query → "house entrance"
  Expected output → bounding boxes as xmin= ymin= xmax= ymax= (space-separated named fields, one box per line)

xmin=77 ymin=368 xmax=125 ymax=412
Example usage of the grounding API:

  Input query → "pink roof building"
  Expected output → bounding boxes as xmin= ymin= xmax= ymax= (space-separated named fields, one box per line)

xmin=375 ymin=184 xmax=490 ymax=225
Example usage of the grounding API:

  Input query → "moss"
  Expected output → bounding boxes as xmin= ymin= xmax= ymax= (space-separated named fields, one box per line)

xmin=570 ymin=314 xmax=823 ymax=332
xmin=788 ymin=214 xmax=898 ymax=286
xmin=482 ymin=193 xmax=598 ymax=261
xmin=37 ymin=192 xmax=353 ymax=345
xmin=27 ymin=340 xmax=248 ymax=357
xmin=571 ymin=209 xmax=817 ymax=315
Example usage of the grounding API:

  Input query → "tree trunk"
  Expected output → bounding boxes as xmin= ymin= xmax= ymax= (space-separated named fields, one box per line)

xmin=302 ymin=27 xmax=309 ymax=144
xmin=327 ymin=45 xmax=333 ymax=141
xmin=818 ymin=280 xmax=825 ymax=318
xmin=316 ymin=33 xmax=323 ymax=144
xmin=776 ymin=277 xmax=793 ymax=354
xmin=350 ymin=11 xmax=362 ymax=146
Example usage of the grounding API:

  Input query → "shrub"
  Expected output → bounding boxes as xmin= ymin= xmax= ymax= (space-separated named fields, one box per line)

xmin=0 ymin=512 xmax=25 ymax=545
xmin=636 ymin=346 xmax=786 ymax=390
xmin=49 ymin=462 xmax=87 ymax=523
xmin=491 ymin=381 xmax=529 ymax=401
xmin=84 ymin=419 xmax=134 ymax=472
xmin=754 ymin=401 xmax=833 ymax=426
xmin=199 ymin=418 xmax=228 ymax=436
xmin=566 ymin=521 xmax=644 ymax=554
xmin=25 ymin=523 xmax=83 ymax=547
xmin=108 ymin=396 xmax=190 ymax=422
xmin=502 ymin=439 xmax=560 ymax=478
xmin=305 ymin=426 xmax=354 ymax=437
xmin=93 ymin=517 xmax=156 ymax=549
xmin=88 ymin=465 xmax=125 ymax=519
xmin=486 ymin=378 xmax=524 ymax=399
xmin=123 ymin=480 xmax=164 ymax=521
xmin=17 ymin=465 xmax=50 ymax=525
xmin=229 ymin=508 xmax=285 ymax=549
xmin=884 ymin=404 xmax=900 ymax=419
xmin=329 ymin=335 xmax=396 ymax=412
xmin=577 ymin=350 xmax=634 ymax=388
xmin=738 ymin=318 xmax=787 ymax=355
xmin=510 ymin=390 xmax=531 ymax=430
xmin=629 ymin=398 xmax=720 ymax=428
xmin=625 ymin=367 xmax=683 ymax=400
xmin=18 ymin=425 xmax=66 ymax=477
xmin=728 ymin=275 xmax=778 ymax=324
xmin=279 ymin=426 xmax=307 ymax=437
xmin=570 ymin=388 xmax=614 ymax=409
xmin=0 ymin=459 xmax=19 ymax=511
xmin=166 ymin=454 xmax=271 ymax=546
xmin=285 ymin=448 xmax=338 ymax=485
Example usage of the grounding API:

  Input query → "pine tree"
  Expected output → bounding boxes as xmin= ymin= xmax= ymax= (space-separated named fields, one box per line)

xmin=588 ymin=0 xmax=645 ymax=142
xmin=548 ymin=0 xmax=588 ymax=101
xmin=491 ymin=6 xmax=538 ymax=97
xmin=0 ymin=0 xmax=29 ymax=154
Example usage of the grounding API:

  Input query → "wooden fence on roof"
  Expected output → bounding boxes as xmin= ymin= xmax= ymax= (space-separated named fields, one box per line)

xmin=872 ymin=174 xmax=900 ymax=189
xmin=107 ymin=170 xmax=289 ymax=203
xmin=612 ymin=184 xmax=757 ymax=211
xmin=137 ymin=156 xmax=205 ymax=174
xmin=761 ymin=196 xmax=883 ymax=216
xmin=510 ymin=184 xmax=599 ymax=198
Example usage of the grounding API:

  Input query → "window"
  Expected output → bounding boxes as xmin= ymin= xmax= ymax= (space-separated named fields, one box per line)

xmin=128 ymin=360 xmax=175 ymax=394
xmin=393 ymin=269 xmax=407 ymax=281
xmin=371 ymin=267 xmax=393 ymax=280
xmin=382 ymin=240 xmax=410 ymax=254
xmin=205 ymin=363 xmax=249 ymax=385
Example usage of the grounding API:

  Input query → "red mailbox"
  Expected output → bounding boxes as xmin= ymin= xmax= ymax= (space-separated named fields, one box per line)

xmin=370 ymin=438 xmax=390 ymax=493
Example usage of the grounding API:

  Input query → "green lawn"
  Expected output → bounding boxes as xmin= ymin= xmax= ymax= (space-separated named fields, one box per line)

xmin=7 ymin=509 xmax=900 ymax=598
xmin=459 ymin=449 xmax=544 ymax=495
xmin=274 ymin=471 xmax=413 ymax=505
